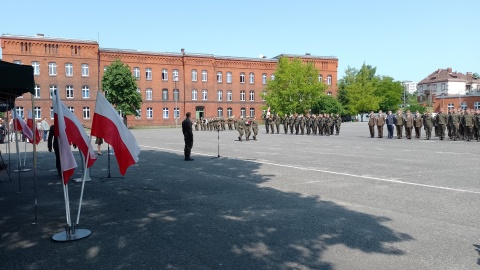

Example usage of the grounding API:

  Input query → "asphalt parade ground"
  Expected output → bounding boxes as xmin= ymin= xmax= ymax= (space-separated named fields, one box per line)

xmin=1 ymin=122 xmax=480 ymax=270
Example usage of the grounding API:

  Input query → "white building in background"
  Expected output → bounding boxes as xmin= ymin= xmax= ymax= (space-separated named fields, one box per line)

xmin=402 ymin=81 xmax=418 ymax=94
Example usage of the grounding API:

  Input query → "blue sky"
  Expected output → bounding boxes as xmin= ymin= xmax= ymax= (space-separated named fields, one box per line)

xmin=1 ymin=0 xmax=478 ymax=82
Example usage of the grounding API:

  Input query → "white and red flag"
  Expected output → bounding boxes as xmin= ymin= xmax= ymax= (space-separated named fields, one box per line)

xmin=58 ymin=102 xmax=97 ymax=168
xmin=12 ymin=109 xmax=38 ymax=145
xmin=91 ymin=92 xmax=140 ymax=176
xmin=27 ymin=109 xmax=41 ymax=143
xmin=53 ymin=92 xmax=77 ymax=184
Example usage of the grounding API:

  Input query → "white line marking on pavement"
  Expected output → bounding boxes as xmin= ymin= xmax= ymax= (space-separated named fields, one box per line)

xmin=139 ymin=145 xmax=480 ymax=195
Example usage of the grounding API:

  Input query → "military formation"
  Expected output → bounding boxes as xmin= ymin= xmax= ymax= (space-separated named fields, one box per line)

xmin=264 ymin=113 xmax=342 ymax=136
xmin=193 ymin=116 xmax=259 ymax=141
xmin=367 ymin=108 xmax=480 ymax=141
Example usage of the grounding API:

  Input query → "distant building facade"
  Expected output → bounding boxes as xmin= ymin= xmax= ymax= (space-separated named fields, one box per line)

xmin=402 ymin=81 xmax=418 ymax=94
xmin=1 ymin=34 xmax=339 ymax=127
xmin=417 ymin=67 xmax=480 ymax=111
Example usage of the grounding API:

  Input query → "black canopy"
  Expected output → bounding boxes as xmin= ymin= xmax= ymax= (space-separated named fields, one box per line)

xmin=0 ymin=60 xmax=35 ymax=102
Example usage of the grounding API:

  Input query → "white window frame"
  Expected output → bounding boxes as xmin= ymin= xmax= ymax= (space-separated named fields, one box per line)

xmin=192 ymin=70 xmax=197 ymax=81
xmin=65 ymin=63 xmax=73 ymax=77
xmin=146 ymin=107 xmax=153 ymax=119
xmin=162 ymin=69 xmax=168 ymax=81
xmin=66 ymin=85 xmax=74 ymax=98
xmin=133 ymin=67 xmax=140 ymax=79
xmin=163 ymin=107 xmax=169 ymax=119
xmin=49 ymin=85 xmax=57 ymax=98
xmin=249 ymin=90 xmax=255 ymax=101
xmin=217 ymin=90 xmax=223 ymax=101
xmin=146 ymin=68 xmax=152 ymax=80
xmin=68 ymin=107 xmax=74 ymax=113
xmin=262 ymin=73 xmax=267 ymax=84
xmin=262 ymin=91 xmax=266 ymax=101
xmin=34 ymin=85 xmax=40 ymax=98
xmin=271 ymin=74 xmax=275 ymax=80
xmin=217 ymin=108 xmax=223 ymax=117
xmin=173 ymin=69 xmax=179 ymax=81
xmin=81 ymin=64 xmax=89 ymax=77
xmin=249 ymin=72 xmax=254 ymax=84
xmin=49 ymin=62 xmax=57 ymax=76
xmin=240 ymin=90 xmax=246 ymax=101
xmin=32 ymin=61 xmax=40 ymax=75
xmin=34 ymin=107 xmax=41 ymax=119
xmin=318 ymin=74 xmax=323 ymax=82
xmin=173 ymin=89 xmax=179 ymax=101
xmin=447 ymin=103 xmax=454 ymax=110
xmin=461 ymin=102 xmax=467 ymax=110
xmin=174 ymin=107 xmax=180 ymax=119
xmin=227 ymin=90 xmax=232 ymax=101
xmin=240 ymin=108 xmax=246 ymax=118
xmin=202 ymin=89 xmax=208 ymax=101
xmin=192 ymin=89 xmax=198 ymax=100
xmin=201 ymin=70 xmax=208 ymax=82
xmin=16 ymin=107 xmax=24 ymax=119
xmin=217 ymin=72 xmax=222 ymax=83
xmin=162 ymin=89 xmax=168 ymax=101
xmin=82 ymin=86 xmax=90 ymax=98
xmin=249 ymin=108 xmax=255 ymax=118
xmin=474 ymin=102 xmax=480 ymax=110
xmin=240 ymin=72 xmax=245 ymax=83
xmin=83 ymin=107 xmax=90 ymax=119
xmin=327 ymin=75 xmax=332 ymax=85
xmin=227 ymin=108 xmax=232 ymax=117
xmin=226 ymin=72 xmax=232 ymax=83
xmin=146 ymin=88 xmax=153 ymax=100
xmin=50 ymin=107 xmax=54 ymax=119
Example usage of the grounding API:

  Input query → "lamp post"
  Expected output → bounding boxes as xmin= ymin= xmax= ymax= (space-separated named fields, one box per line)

xmin=174 ymin=75 xmax=178 ymax=128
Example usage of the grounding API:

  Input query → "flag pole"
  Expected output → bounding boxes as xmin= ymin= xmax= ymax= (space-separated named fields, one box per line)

xmin=31 ymin=94 xmax=38 ymax=225
xmin=12 ymin=109 xmax=22 ymax=192
xmin=76 ymin=146 xmax=90 ymax=225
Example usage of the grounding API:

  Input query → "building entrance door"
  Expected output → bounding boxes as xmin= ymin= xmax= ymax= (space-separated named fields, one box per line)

xmin=196 ymin=106 xmax=204 ymax=119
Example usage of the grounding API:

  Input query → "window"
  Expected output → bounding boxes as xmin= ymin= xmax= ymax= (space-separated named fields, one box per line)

xmin=226 ymin=72 xmax=232 ymax=83
xmin=146 ymin=88 xmax=153 ymax=100
xmin=461 ymin=102 xmax=467 ymax=110
xmin=163 ymin=107 xmax=169 ymax=119
xmin=318 ymin=74 xmax=323 ymax=82
xmin=327 ymin=75 xmax=332 ymax=85
xmin=34 ymin=107 xmax=41 ymax=119
xmin=50 ymin=107 xmax=54 ymax=119
xmin=34 ymin=85 xmax=40 ymax=98
xmin=249 ymin=72 xmax=254 ymax=84
xmin=249 ymin=108 xmax=255 ymax=118
xmin=433 ymin=84 xmax=437 ymax=91
xmin=173 ymin=89 xmax=179 ymax=101
xmin=104 ymin=66 xmax=108 ymax=72
xmin=202 ymin=89 xmax=208 ymax=100
xmin=66 ymin=85 xmax=74 ymax=98
xmin=217 ymin=90 xmax=223 ymax=101
xmin=48 ymin=62 xmax=57 ymax=76
xmin=174 ymin=107 xmax=180 ymax=119
xmin=202 ymin=70 xmax=208 ymax=82
xmin=474 ymin=102 xmax=480 ymax=110
xmin=227 ymin=107 xmax=233 ymax=117
xmin=240 ymin=72 xmax=245 ymax=83
xmin=49 ymin=85 xmax=57 ymax=98
xmin=16 ymin=107 xmax=24 ymax=118
xmin=13 ymin=60 xmax=22 ymax=65
xmin=173 ymin=69 xmax=179 ymax=81
xmin=227 ymin=90 xmax=232 ymax=101
xmin=217 ymin=108 xmax=223 ymax=117
xmin=192 ymin=89 xmax=198 ymax=100
xmin=146 ymin=68 xmax=152 ymax=80
xmin=240 ymin=90 xmax=246 ymax=101
xmin=147 ymin=107 xmax=153 ymax=119
xmin=249 ymin=90 xmax=255 ymax=101
xmin=82 ymin=86 xmax=90 ymax=98
xmin=65 ymin=63 xmax=73 ymax=76
xmin=162 ymin=89 xmax=168 ymax=101
xmin=134 ymin=67 xmax=140 ymax=79
xmin=83 ymin=107 xmax=90 ymax=119
xmin=240 ymin=107 xmax=246 ymax=118
xmin=162 ymin=69 xmax=168 ymax=81
xmin=217 ymin=72 xmax=222 ymax=83
xmin=262 ymin=91 xmax=266 ymax=101
xmin=441 ymin=83 xmax=446 ymax=91
xmin=447 ymin=103 xmax=454 ymax=110
xmin=271 ymin=74 xmax=275 ymax=80
xmin=327 ymin=91 xmax=332 ymax=96
xmin=32 ymin=61 xmax=40 ymax=75
xmin=81 ymin=64 xmax=89 ymax=77
xmin=191 ymin=70 xmax=197 ymax=81
xmin=68 ymin=107 xmax=74 ymax=113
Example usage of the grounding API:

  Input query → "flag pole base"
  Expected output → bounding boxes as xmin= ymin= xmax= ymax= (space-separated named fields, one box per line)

xmin=52 ymin=225 xmax=91 ymax=242
xmin=14 ymin=166 xmax=31 ymax=172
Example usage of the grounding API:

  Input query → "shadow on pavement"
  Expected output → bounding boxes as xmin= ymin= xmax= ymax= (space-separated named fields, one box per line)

xmin=0 ymin=148 xmax=413 ymax=270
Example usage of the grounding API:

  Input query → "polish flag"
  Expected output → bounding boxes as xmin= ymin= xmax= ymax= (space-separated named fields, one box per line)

xmin=58 ymin=102 xmax=97 ymax=168
xmin=27 ymin=109 xmax=41 ymax=144
xmin=267 ymin=107 xmax=271 ymax=117
xmin=53 ymin=92 xmax=77 ymax=184
xmin=91 ymin=92 xmax=140 ymax=176
xmin=12 ymin=109 xmax=38 ymax=145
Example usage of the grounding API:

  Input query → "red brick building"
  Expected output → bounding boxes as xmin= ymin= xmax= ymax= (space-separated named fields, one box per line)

xmin=1 ymin=34 xmax=338 ymax=127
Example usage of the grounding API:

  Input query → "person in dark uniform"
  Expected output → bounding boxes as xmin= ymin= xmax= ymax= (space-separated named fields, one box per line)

xmin=182 ymin=112 xmax=194 ymax=161
xmin=47 ymin=124 xmax=61 ymax=176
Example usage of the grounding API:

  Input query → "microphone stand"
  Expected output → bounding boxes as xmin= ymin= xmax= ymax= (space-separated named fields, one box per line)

xmin=211 ymin=128 xmax=220 ymax=159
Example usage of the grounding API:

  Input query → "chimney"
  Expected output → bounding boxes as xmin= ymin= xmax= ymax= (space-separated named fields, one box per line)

xmin=305 ymin=53 xmax=311 ymax=56
xmin=467 ymin=72 xmax=472 ymax=76
xmin=181 ymin=48 xmax=185 ymax=54
xmin=36 ymin=33 xmax=44 ymax=37
xmin=447 ymin=67 xmax=452 ymax=73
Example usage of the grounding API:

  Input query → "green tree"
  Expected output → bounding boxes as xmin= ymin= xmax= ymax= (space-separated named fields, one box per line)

xmin=101 ymin=59 xmax=142 ymax=126
xmin=263 ymin=57 xmax=327 ymax=115
xmin=405 ymin=92 xmax=426 ymax=113
xmin=312 ymin=95 xmax=346 ymax=114
xmin=473 ymin=72 xmax=480 ymax=79
xmin=337 ymin=66 xmax=358 ymax=114
xmin=345 ymin=64 xmax=381 ymax=115
xmin=375 ymin=76 xmax=403 ymax=112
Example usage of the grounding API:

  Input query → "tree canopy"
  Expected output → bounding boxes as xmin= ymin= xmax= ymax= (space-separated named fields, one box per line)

xmin=263 ymin=57 xmax=327 ymax=115
xmin=101 ymin=59 xmax=142 ymax=125
xmin=312 ymin=95 xmax=346 ymax=115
